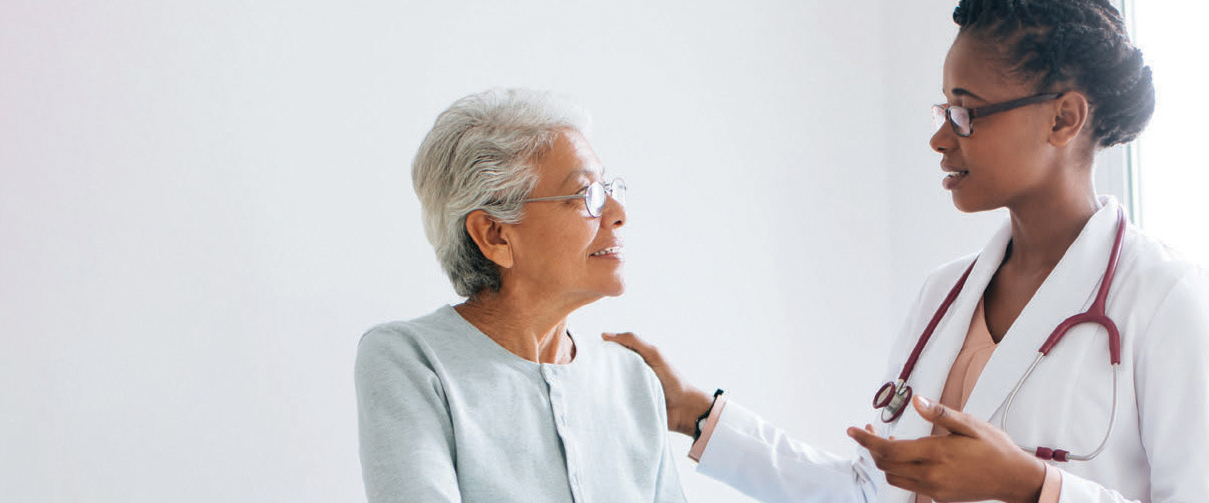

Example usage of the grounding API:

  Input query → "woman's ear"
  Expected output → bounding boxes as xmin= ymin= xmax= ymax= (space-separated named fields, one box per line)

xmin=1049 ymin=91 xmax=1091 ymax=147
xmin=465 ymin=210 xmax=514 ymax=269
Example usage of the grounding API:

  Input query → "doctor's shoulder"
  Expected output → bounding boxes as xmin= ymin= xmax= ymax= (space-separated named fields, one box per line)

xmin=918 ymin=252 xmax=981 ymax=302
xmin=1113 ymin=228 xmax=1209 ymax=347
xmin=882 ymin=253 xmax=980 ymax=359
xmin=1115 ymin=228 xmax=1208 ymax=306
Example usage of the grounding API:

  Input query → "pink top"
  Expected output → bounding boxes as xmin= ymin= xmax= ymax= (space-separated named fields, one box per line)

xmin=687 ymin=395 xmax=727 ymax=462
xmin=690 ymin=298 xmax=1062 ymax=502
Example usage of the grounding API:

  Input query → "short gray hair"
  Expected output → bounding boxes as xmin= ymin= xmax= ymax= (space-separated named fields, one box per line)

xmin=412 ymin=88 xmax=591 ymax=298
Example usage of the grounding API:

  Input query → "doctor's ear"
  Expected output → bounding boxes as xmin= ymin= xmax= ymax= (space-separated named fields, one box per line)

xmin=464 ymin=210 xmax=514 ymax=269
xmin=1049 ymin=91 xmax=1091 ymax=148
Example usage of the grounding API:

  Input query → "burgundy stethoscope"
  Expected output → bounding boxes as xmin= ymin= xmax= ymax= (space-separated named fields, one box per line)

xmin=872 ymin=208 xmax=1126 ymax=462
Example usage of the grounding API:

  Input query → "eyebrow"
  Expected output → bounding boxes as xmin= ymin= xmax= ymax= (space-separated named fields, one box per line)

xmin=950 ymin=87 xmax=987 ymax=102
xmin=560 ymin=168 xmax=602 ymax=189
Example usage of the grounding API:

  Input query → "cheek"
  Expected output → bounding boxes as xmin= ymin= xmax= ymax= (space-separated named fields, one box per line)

xmin=965 ymin=128 xmax=1046 ymax=179
xmin=519 ymin=218 xmax=597 ymax=266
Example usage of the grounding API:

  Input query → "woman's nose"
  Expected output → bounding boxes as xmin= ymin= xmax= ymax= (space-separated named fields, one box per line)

xmin=930 ymin=123 xmax=956 ymax=153
xmin=602 ymin=194 xmax=625 ymax=228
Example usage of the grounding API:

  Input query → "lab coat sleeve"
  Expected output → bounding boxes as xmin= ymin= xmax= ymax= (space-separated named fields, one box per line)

xmin=695 ymin=400 xmax=878 ymax=503
xmin=355 ymin=327 xmax=462 ymax=503
xmin=1061 ymin=268 xmax=1209 ymax=503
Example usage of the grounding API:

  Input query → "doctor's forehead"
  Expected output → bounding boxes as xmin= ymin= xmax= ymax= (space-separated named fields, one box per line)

xmin=942 ymin=35 xmax=1022 ymax=103
xmin=944 ymin=87 xmax=988 ymax=102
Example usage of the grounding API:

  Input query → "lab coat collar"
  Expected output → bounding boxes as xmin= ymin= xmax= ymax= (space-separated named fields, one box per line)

xmin=963 ymin=196 xmax=1122 ymax=422
xmin=887 ymin=224 xmax=1009 ymax=440
xmin=889 ymin=196 xmax=1122 ymax=440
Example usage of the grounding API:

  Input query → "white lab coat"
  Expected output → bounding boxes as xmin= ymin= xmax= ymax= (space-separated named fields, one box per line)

xmin=695 ymin=197 xmax=1209 ymax=503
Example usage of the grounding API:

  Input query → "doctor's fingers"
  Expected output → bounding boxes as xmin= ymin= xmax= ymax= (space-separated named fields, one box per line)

xmin=912 ymin=395 xmax=982 ymax=438
xmin=864 ymin=432 xmax=979 ymax=466
xmin=869 ymin=456 xmax=934 ymax=479
xmin=877 ymin=460 xmax=975 ymax=503
xmin=602 ymin=332 xmax=666 ymax=367
xmin=882 ymin=472 xmax=937 ymax=499
xmin=848 ymin=428 xmax=937 ymax=463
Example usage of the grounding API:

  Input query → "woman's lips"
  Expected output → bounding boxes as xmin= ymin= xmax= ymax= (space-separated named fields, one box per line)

xmin=942 ymin=167 xmax=969 ymax=190
xmin=589 ymin=246 xmax=624 ymax=260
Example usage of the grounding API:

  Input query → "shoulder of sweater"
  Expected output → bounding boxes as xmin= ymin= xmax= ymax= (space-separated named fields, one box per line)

xmin=355 ymin=306 xmax=461 ymax=367
xmin=592 ymin=337 xmax=662 ymax=387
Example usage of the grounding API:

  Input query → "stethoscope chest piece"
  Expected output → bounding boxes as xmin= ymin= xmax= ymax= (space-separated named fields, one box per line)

xmin=874 ymin=379 xmax=913 ymax=423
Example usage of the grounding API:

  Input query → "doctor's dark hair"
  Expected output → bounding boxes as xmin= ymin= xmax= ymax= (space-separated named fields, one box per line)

xmin=952 ymin=0 xmax=1154 ymax=148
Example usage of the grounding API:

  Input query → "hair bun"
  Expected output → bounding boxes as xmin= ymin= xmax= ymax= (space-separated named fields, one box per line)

xmin=952 ymin=0 xmax=1155 ymax=148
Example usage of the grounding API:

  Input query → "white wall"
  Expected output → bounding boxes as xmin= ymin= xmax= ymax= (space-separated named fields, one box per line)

xmin=1 ymin=1 xmax=1011 ymax=502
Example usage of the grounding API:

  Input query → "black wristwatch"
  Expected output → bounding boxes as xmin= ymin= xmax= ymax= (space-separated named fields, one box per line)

xmin=693 ymin=389 xmax=725 ymax=442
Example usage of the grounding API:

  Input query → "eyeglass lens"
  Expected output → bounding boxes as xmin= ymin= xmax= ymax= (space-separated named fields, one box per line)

xmin=950 ymin=107 xmax=971 ymax=136
xmin=932 ymin=105 xmax=973 ymax=137
xmin=586 ymin=184 xmax=606 ymax=217
xmin=586 ymin=180 xmax=626 ymax=217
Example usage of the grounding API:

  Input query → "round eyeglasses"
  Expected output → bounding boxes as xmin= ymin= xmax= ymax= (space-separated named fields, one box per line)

xmin=523 ymin=178 xmax=626 ymax=218
xmin=932 ymin=92 xmax=1063 ymax=137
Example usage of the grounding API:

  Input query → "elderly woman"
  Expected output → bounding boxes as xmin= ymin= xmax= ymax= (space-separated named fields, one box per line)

xmin=355 ymin=89 xmax=686 ymax=503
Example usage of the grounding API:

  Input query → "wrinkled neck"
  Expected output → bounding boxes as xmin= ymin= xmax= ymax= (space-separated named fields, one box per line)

xmin=455 ymin=292 xmax=576 ymax=364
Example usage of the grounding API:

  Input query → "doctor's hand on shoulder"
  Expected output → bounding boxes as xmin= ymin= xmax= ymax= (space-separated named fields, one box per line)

xmin=849 ymin=395 xmax=1047 ymax=503
xmin=602 ymin=332 xmax=713 ymax=437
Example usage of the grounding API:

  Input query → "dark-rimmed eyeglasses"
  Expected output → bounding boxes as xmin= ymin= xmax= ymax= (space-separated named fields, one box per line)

xmin=932 ymin=93 xmax=1064 ymax=137
xmin=523 ymin=178 xmax=626 ymax=218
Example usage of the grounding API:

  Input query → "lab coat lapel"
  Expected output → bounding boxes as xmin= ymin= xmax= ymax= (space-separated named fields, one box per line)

xmin=961 ymin=198 xmax=1122 ymax=423
xmin=888 ymin=225 xmax=1013 ymax=441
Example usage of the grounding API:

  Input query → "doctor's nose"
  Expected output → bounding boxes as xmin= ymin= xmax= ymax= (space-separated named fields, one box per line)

xmin=930 ymin=122 xmax=957 ymax=153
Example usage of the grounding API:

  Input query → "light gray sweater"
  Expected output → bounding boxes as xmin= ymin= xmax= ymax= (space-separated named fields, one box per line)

xmin=355 ymin=305 xmax=687 ymax=503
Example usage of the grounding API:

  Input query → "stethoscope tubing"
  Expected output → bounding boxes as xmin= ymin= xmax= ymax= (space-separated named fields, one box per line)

xmin=1001 ymin=354 xmax=1119 ymax=462
xmin=874 ymin=207 xmax=1128 ymax=462
xmin=898 ymin=262 xmax=977 ymax=382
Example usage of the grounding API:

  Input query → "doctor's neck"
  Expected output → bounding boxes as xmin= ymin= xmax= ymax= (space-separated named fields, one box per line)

xmin=1003 ymin=175 xmax=1099 ymax=273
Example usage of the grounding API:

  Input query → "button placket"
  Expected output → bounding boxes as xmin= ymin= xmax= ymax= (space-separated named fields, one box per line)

xmin=543 ymin=365 xmax=583 ymax=502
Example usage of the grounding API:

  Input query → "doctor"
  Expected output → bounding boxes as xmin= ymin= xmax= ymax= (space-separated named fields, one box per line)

xmin=605 ymin=0 xmax=1209 ymax=502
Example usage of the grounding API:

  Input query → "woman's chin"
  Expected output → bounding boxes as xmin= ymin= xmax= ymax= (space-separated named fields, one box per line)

xmin=589 ymin=279 xmax=626 ymax=300
xmin=594 ymin=268 xmax=626 ymax=297
xmin=604 ymin=282 xmax=626 ymax=298
xmin=950 ymin=192 xmax=995 ymax=214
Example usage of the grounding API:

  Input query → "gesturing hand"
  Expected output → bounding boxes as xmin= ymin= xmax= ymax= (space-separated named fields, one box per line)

xmin=847 ymin=396 xmax=1047 ymax=503
xmin=602 ymin=332 xmax=714 ymax=437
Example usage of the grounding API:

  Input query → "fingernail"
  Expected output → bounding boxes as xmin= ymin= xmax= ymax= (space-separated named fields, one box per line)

xmin=917 ymin=396 xmax=932 ymax=408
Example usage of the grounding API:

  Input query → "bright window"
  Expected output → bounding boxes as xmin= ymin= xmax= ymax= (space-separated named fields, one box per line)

xmin=1129 ymin=1 xmax=1209 ymax=266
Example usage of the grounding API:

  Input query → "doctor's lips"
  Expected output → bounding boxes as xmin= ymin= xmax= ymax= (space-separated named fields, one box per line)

xmin=941 ymin=163 xmax=969 ymax=189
